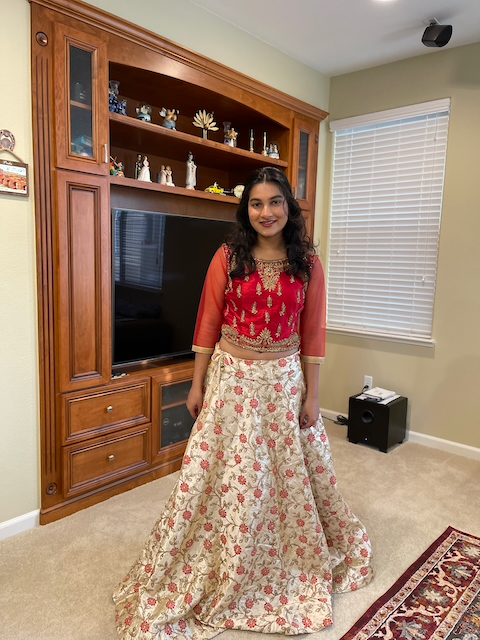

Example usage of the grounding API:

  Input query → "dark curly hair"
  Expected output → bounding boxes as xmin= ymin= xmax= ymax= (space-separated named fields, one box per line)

xmin=226 ymin=167 xmax=315 ymax=281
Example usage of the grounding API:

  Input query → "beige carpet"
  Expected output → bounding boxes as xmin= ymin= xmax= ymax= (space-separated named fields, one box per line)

xmin=1 ymin=422 xmax=479 ymax=640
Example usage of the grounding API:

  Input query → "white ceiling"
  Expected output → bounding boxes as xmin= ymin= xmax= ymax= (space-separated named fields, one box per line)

xmin=191 ymin=0 xmax=480 ymax=77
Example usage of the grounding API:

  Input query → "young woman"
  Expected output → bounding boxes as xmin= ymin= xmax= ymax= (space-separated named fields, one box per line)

xmin=113 ymin=167 xmax=373 ymax=639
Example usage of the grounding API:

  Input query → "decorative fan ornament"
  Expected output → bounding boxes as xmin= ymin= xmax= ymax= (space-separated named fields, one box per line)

xmin=192 ymin=110 xmax=219 ymax=139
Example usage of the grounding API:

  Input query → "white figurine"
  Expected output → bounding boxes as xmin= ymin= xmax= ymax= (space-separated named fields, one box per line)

xmin=157 ymin=164 xmax=167 ymax=185
xmin=165 ymin=166 xmax=175 ymax=186
xmin=137 ymin=156 xmax=151 ymax=182
xmin=185 ymin=151 xmax=197 ymax=190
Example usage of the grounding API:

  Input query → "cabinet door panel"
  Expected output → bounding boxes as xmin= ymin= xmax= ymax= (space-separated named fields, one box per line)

xmin=63 ymin=425 xmax=150 ymax=497
xmin=55 ymin=171 xmax=111 ymax=391
xmin=54 ymin=22 xmax=109 ymax=174
xmin=61 ymin=378 xmax=150 ymax=443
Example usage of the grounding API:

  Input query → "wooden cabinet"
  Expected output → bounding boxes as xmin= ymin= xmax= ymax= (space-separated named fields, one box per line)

xmin=53 ymin=22 xmax=109 ymax=174
xmin=31 ymin=0 xmax=327 ymax=523
xmin=54 ymin=170 xmax=111 ymax=392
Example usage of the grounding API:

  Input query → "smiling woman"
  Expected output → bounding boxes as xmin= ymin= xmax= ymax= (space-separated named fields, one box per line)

xmin=113 ymin=167 xmax=373 ymax=639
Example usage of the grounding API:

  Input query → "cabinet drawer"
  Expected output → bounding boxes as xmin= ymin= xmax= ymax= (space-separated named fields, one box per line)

xmin=61 ymin=378 xmax=150 ymax=443
xmin=63 ymin=425 xmax=150 ymax=497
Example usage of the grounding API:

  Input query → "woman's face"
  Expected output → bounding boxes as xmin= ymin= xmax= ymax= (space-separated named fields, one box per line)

xmin=247 ymin=181 xmax=288 ymax=241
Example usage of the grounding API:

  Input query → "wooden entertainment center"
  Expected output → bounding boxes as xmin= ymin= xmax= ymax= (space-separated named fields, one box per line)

xmin=30 ymin=0 xmax=327 ymax=523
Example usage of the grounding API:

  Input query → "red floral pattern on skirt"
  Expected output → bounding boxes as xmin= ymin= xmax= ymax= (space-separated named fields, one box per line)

xmin=113 ymin=346 xmax=373 ymax=638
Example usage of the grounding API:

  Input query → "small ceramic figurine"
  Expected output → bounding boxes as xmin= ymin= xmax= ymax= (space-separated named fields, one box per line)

xmin=160 ymin=107 xmax=180 ymax=130
xmin=156 ymin=165 xmax=167 ymax=185
xmin=108 ymin=80 xmax=127 ymax=115
xmin=109 ymin=156 xmax=125 ymax=177
xmin=185 ymin=151 xmax=197 ymax=190
xmin=136 ymin=102 xmax=152 ymax=122
xmin=268 ymin=142 xmax=280 ymax=159
xmin=165 ymin=166 xmax=175 ymax=186
xmin=223 ymin=122 xmax=238 ymax=147
xmin=137 ymin=156 xmax=151 ymax=182
xmin=135 ymin=154 xmax=143 ymax=179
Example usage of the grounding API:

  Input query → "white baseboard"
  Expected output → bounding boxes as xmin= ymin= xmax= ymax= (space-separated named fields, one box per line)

xmin=0 ymin=510 xmax=39 ymax=541
xmin=320 ymin=406 xmax=480 ymax=462
xmin=407 ymin=430 xmax=480 ymax=461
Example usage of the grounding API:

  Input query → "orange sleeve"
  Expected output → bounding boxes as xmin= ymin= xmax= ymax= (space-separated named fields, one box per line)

xmin=192 ymin=246 xmax=228 ymax=354
xmin=299 ymin=256 xmax=326 ymax=363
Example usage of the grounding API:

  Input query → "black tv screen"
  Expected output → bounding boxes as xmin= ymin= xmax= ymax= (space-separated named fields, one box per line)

xmin=112 ymin=209 xmax=234 ymax=367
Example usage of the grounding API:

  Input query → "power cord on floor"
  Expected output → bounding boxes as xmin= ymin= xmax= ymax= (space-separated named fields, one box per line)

xmin=323 ymin=386 xmax=370 ymax=426
xmin=323 ymin=414 xmax=349 ymax=425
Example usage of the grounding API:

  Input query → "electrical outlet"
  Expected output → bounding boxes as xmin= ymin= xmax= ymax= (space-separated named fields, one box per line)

xmin=363 ymin=375 xmax=373 ymax=390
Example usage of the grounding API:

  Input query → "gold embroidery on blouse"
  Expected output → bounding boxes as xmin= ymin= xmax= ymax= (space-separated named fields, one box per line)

xmin=276 ymin=324 xmax=282 ymax=338
xmin=232 ymin=300 xmax=238 ymax=312
xmin=241 ymin=309 xmax=245 ymax=322
xmin=221 ymin=324 xmax=300 ymax=352
xmin=251 ymin=302 xmax=257 ymax=314
xmin=250 ymin=322 xmax=255 ymax=336
xmin=279 ymin=302 xmax=286 ymax=317
xmin=236 ymin=284 xmax=242 ymax=299
xmin=256 ymin=258 xmax=287 ymax=291
xmin=267 ymin=295 xmax=272 ymax=308
xmin=256 ymin=283 xmax=262 ymax=296
xmin=265 ymin=311 xmax=270 ymax=324
xmin=277 ymin=282 xmax=282 ymax=297
xmin=296 ymin=289 xmax=301 ymax=303
xmin=233 ymin=316 xmax=237 ymax=328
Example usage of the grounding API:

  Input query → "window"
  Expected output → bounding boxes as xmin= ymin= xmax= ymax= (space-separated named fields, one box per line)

xmin=327 ymin=98 xmax=450 ymax=345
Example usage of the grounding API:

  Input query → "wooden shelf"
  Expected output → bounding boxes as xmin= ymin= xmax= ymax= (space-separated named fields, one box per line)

xmin=109 ymin=175 xmax=238 ymax=220
xmin=109 ymin=112 xmax=288 ymax=172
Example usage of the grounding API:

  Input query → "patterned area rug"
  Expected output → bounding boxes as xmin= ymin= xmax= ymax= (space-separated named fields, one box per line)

xmin=341 ymin=527 xmax=480 ymax=640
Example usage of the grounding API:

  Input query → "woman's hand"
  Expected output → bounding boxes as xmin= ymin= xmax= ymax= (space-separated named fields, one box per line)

xmin=299 ymin=395 xmax=320 ymax=429
xmin=186 ymin=385 xmax=204 ymax=420
xmin=299 ymin=361 xmax=320 ymax=429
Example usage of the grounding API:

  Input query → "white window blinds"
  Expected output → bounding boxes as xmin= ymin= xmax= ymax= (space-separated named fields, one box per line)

xmin=327 ymin=98 xmax=450 ymax=345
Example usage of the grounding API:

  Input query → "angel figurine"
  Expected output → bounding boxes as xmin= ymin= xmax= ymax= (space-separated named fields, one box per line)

xmin=160 ymin=107 xmax=180 ymax=130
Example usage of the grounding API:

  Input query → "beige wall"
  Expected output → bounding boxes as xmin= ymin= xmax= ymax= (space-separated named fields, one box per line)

xmin=320 ymin=43 xmax=480 ymax=448
xmin=1 ymin=0 xmax=329 ymax=524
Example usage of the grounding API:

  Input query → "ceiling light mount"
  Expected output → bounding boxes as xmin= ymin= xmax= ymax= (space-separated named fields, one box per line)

xmin=422 ymin=18 xmax=452 ymax=48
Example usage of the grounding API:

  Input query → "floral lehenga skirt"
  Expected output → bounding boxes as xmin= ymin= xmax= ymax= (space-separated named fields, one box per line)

xmin=113 ymin=346 xmax=373 ymax=639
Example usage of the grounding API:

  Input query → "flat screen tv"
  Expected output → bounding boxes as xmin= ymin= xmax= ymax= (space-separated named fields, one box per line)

xmin=112 ymin=208 xmax=234 ymax=368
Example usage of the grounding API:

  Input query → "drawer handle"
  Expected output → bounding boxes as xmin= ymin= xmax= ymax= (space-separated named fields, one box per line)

xmin=106 ymin=405 xmax=113 ymax=412
xmin=108 ymin=454 xmax=115 ymax=461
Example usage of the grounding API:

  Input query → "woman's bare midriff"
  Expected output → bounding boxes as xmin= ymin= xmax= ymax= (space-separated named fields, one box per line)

xmin=219 ymin=336 xmax=297 ymax=361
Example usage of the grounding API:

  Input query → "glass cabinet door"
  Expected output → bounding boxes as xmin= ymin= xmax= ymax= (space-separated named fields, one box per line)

xmin=291 ymin=117 xmax=319 ymax=237
xmin=151 ymin=370 xmax=195 ymax=466
xmin=54 ymin=23 xmax=108 ymax=174
xmin=69 ymin=44 xmax=94 ymax=159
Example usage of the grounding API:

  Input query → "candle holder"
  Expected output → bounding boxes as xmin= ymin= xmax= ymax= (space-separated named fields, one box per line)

xmin=249 ymin=129 xmax=255 ymax=152
xmin=261 ymin=131 xmax=268 ymax=156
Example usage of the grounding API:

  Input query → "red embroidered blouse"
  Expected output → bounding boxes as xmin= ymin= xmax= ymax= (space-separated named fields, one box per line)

xmin=192 ymin=245 xmax=326 ymax=363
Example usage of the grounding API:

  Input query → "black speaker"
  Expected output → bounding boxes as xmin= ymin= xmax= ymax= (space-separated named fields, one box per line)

xmin=422 ymin=24 xmax=452 ymax=48
xmin=348 ymin=395 xmax=407 ymax=453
